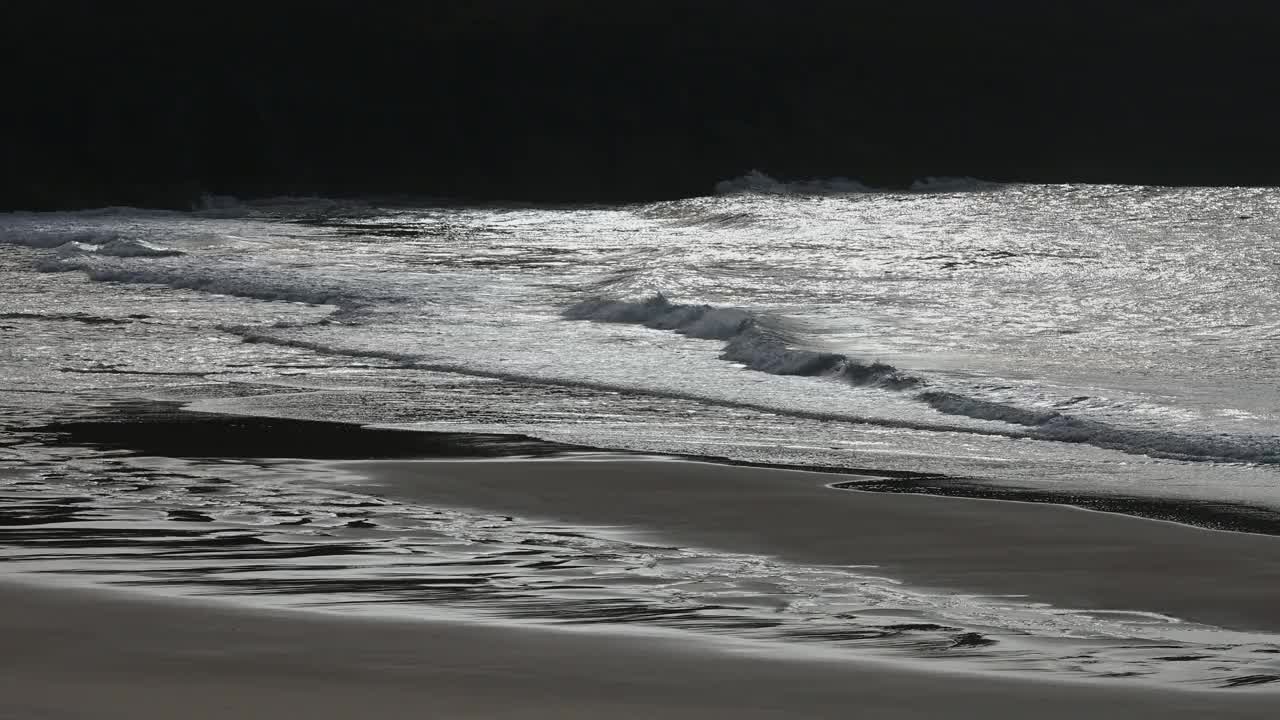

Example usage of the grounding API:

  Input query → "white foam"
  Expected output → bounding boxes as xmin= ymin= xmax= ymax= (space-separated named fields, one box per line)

xmin=55 ymin=238 xmax=184 ymax=258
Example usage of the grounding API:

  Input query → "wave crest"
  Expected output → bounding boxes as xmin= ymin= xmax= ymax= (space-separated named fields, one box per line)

xmin=564 ymin=294 xmax=920 ymax=389
xmin=0 ymin=228 xmax=121 ymax=249
xmin=39 ymin=256 xmax=369 ymax=311
xmin=2 ymin=228 xmax=183 ymax=257
xmin=57 ymin=238 xmax=184 ymax=258
xmin=920 ymin=391 xmax=1280 ymax=464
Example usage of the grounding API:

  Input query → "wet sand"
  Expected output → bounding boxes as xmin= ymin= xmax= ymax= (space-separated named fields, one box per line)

xmin=4 ymin=456 xmax=1280 ymax=717
xmin=350 ymin=458 xmax=1280 ymax=633
xmin=2 ymin=580 xmax=1277 ymax=720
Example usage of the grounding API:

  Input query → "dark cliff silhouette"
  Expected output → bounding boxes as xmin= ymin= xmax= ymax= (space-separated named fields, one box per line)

xmin=4 ymin=1 xmax=1279 ymax=210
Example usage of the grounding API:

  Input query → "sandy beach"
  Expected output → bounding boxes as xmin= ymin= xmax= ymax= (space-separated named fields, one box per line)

xmin=2 ymin=578 xmax=1277 ymax=720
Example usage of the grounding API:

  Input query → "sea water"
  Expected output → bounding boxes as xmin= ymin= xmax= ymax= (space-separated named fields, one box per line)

xmin=3 ymin=177 xmax=1279 ymax=685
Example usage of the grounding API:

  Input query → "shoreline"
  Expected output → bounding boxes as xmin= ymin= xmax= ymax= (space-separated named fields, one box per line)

xmin=14 ymin=404 xmax=1280 ymax=636
xmin=30 ymin=401 xmax=1280 ymax=537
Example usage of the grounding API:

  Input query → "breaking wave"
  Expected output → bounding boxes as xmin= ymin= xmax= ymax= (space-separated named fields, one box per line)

xmin=1 ymin=228 xmax=183 ymax=256
xmin=39 ymin=256 xmax=375 ymax=312
xmin=920 ymin=392 xmax=1280 ymax=464
xmin=56 ymin=238 xmax=184 ymax=257
xmin=565 ymin=294 xmax=1280 ymax=465
xmin=564 ymin=294 xmax=919 ymax=389
xmin=0 ymin=228 xmax=121 ymax=249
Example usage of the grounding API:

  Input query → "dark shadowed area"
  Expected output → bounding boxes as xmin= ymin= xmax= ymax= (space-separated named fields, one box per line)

xmin=5 ymin=1 xmax=1280 ymax=209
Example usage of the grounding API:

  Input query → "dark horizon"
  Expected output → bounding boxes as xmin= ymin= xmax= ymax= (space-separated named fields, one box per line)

xmin=6 ymin=1 xmax=1280 ymax=210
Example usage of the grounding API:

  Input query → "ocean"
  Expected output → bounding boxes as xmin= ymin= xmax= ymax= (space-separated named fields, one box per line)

xmin=3 ymin=176 xmax=1280 ymax=686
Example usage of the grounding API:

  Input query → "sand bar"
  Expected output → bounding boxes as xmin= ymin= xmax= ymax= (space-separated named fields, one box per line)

xmin=348 ymin=458 xmax=1280 ymax=633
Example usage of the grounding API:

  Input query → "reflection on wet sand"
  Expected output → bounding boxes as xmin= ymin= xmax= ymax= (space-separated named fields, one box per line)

xmin=4 ymin=434 xmax=1280 ymax=690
